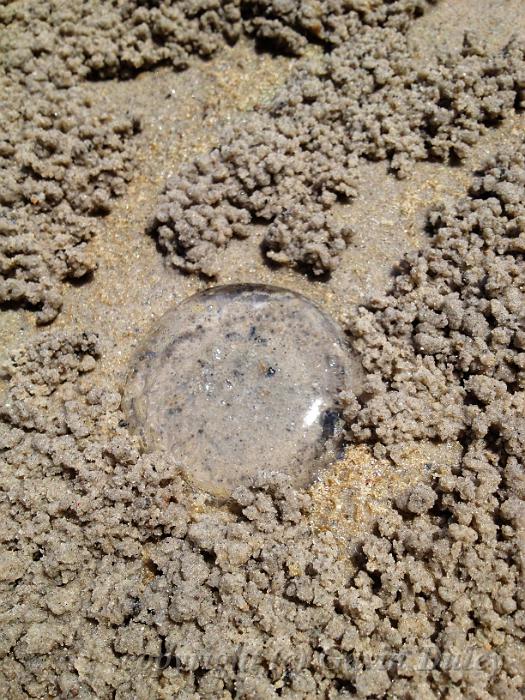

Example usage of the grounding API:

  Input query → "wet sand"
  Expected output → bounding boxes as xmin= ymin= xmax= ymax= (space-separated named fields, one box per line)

xmin=1 ymin=1 xmax=524 ymax=697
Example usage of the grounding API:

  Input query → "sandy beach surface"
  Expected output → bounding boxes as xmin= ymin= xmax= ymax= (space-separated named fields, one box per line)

xmin=1 ymin=1 xmax=524 ymax=697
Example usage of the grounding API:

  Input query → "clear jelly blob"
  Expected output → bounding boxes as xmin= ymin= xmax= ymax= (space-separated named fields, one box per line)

xmin=123 ymin=284 xmax=352 ymax=494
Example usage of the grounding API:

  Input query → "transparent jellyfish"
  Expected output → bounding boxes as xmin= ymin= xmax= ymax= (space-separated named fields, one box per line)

xmin=123 ymin=284 xmax=353 ymax=494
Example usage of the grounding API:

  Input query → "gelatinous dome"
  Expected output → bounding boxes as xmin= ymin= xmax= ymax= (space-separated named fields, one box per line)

xmin=123 ymin=284 xmax=351 ymax=494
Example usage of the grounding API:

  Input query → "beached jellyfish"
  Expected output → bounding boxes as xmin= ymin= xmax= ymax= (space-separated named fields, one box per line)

xmin=123 ymin=284 xmax=352 ymax=494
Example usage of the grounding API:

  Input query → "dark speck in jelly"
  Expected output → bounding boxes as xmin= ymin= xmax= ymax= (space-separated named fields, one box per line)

xmin=321 ymin=410 xmax=340 ymax=440
xmin=122 ymin=284 xmax=356 ymax=495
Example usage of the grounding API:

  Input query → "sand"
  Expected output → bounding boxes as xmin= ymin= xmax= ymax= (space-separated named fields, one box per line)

xmin=1 ymin=1 xmax=524 ymax=698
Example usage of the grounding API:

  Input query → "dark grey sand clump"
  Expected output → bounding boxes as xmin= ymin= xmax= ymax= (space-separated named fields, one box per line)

xmin=1 ymin=1 xmax=525 ymax=699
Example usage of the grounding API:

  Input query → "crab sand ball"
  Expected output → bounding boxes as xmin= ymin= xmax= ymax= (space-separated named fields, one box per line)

xmin=123 ymin=284 xmax=351 ymax=492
